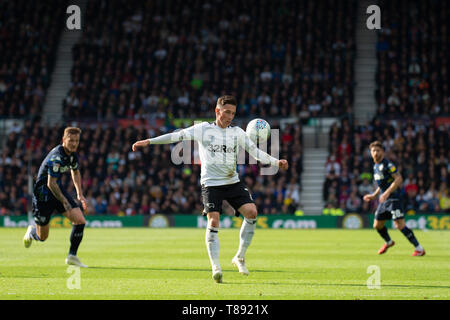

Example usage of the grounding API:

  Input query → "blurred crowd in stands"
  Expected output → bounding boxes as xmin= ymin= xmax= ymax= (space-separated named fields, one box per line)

xmin=1 ymin=0 xmax=448 ymax=217
xmin=375 ymin=0 xmax=449 ymax=118
xmin=321 ymin=0 xmax=450 ymax=215
xmin=0 ymin=119 xmax=303 ymax=216
xmin=323 ymin=118 xmax=449 ymax=214
xmin=63 ymin=0 xmax=356 ymax=121
xmin=0 ymin=0 xmax=67 ymax=118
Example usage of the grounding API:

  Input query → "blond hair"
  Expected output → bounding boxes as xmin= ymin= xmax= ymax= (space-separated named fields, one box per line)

xmin=63 ymin=127 xmax=82 ymax=138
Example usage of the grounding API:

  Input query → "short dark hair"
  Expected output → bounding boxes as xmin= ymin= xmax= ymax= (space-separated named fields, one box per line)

xmin=216 ymin=95 xmax=237 ymax=108
xmin=369 ymin=141 xmax=384 ymax=150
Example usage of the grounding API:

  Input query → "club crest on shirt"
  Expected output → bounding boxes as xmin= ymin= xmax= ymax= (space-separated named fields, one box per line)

xmin=374 ymin=173 xmax=384 ymax=180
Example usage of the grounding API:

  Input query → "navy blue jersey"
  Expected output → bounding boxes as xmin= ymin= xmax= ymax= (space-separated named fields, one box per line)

xmin=35 ymin=145 xmax=79 ymax=186
xmin=373 ymin=158 xmax=400 ymax=199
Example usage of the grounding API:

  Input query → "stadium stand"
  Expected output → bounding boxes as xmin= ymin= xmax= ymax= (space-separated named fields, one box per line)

xmin=26 ymin=1 xmax=450 ymax=218
xmin=321 ymin=0 xmax=450 ymax=215
xmin=375 ymin=0 xmax=449 ymax=118
xmin=63 ymin=0 xmax=356 ymax=120
xmin=0 ymin=119 xmax=303 ymax=216
xmin=0 ymin=0 xmax=67 ymax=118
xmin=325 ymin=117 xmax=449 ymax=214
xmin=1 ymin=0 xmax=360 ymax=216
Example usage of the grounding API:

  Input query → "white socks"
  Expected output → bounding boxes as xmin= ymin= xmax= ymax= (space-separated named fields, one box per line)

xmin=205 ymin=226 xmax=221 ymax=271
xmin=205 ymin=217 xmax=257 ymax=271
xmin=236 ymin=218 xmax=257 ymax=259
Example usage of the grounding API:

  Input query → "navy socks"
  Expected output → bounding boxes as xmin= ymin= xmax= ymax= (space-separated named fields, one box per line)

xmin=69 ymin=224 xmax=85 ymax=256
xmin=376 ymin=226 xmax=391 ymax=243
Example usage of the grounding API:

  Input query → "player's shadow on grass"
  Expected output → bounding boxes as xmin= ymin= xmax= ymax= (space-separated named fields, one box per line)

xmin=88 ymin=266 xmax=299 ymax=273
xmin=229 ymin=282 xmax=450 ymax=290
xmin=81 ymin=267 xmax=450 ymax=289
xmin=89 ymin=266 xmax=212 ymax=272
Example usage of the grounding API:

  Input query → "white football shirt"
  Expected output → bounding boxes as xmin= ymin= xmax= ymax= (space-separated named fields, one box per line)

xmin=149 ymin=122 xmax=279 ymax=187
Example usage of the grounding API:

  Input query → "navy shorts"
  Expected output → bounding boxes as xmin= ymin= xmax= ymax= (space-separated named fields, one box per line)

xmin=374 ymin=199 xmax=405 ymax=221
xmin=32 ymin=183 xmax=79 ymax=226
xmin=201 ymin=181 xmax=255 ymax=217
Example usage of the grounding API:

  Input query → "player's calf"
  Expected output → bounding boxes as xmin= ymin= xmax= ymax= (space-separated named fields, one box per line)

xmin=399 ymin=225 xmax=425 ymax=255
xmin=36 ymin=225 xmax=49 ymax=241
xmin=69 ymin=223 xmax=85 ymax=256
xmin=373 ymin=220 xmax=392 ymax=245
xmin=23 ymin=225 xmax=47 ymax=248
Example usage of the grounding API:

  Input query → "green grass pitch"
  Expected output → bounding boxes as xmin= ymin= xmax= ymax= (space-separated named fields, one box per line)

xmin=1 ymin=227 xmax=449 ymax=300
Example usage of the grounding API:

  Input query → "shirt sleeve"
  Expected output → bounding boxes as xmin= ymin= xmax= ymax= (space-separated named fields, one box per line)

xmin=387 ymin=161 xmax=397 ymax=174
xmin=238 ymin=127 xmax=279 ymax=166
xmin=149 ymin=122 xmax=204 ymax=144
xmin=48 ymin=155 xmax=62 ymax=178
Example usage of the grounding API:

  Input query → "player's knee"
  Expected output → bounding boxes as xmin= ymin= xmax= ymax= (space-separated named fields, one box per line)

xmin=207 ymin=212 xmax=220 ymax=228
xmin=207 ymin=221 xmax=218 ymax=229
xmin=394 ymin=221 xmax=404 ymax=230
xmin=71 ymin=208 xmax=86 ymax=225
xmin=77 ymin=217 xmax=86 ymax=225
xmin=246 ymin=208 xmax=258 ymax=220
xmin=209 ymin=219 xmax=220 ymax=228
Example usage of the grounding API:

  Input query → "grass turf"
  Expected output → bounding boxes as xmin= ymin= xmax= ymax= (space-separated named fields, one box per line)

xmin=0 ymin=228 xmax=449 ymax=300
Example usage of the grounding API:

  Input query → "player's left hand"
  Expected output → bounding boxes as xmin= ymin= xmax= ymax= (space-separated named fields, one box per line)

xmin=78 ymin=194 xmax=87 ymax=211
xmin=278 ymin=159 xmax=289 ymax=170
xmin=379 ymin=192 xmax=389 ymax=204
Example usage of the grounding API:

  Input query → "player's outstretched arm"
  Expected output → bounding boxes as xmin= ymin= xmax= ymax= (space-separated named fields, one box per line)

xmin=132 ymin=125 xmax=201 ymax=152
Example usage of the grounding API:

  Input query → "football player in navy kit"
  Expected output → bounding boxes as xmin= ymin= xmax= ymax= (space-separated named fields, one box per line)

xmin=23 ymin=127 xmax=89 ymax=267
xmin=363 ymin=141 xmax=425 ymax=256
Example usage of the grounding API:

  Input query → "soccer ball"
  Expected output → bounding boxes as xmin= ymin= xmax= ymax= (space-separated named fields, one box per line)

xmin=246 ymin=118 xmax=271 ymax=144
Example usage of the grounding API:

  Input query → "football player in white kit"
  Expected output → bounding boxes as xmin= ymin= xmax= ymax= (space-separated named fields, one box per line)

xmin=132 ymin=95 xmax=289 ymax=283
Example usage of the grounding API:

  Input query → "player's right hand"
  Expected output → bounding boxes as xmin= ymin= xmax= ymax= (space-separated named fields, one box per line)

xmin=78 ymin=194 xmax=87 ymax=211
xmin=363 ymin=194 xmax=374 ymax=202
